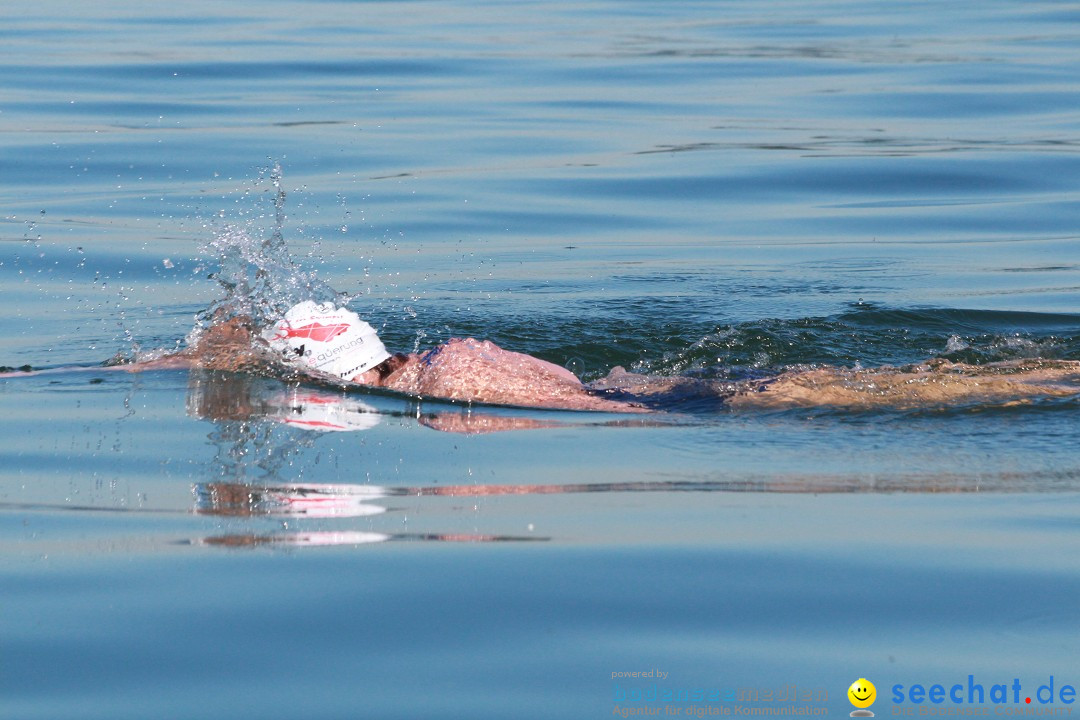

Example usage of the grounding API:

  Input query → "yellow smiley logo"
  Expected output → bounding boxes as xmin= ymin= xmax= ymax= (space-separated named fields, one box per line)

xmin=848 ymin=678 xmax=877 ymax=709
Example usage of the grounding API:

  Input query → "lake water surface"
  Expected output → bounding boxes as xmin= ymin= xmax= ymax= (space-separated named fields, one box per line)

xmin=3 ymin=1 xmax=1080 ymax=718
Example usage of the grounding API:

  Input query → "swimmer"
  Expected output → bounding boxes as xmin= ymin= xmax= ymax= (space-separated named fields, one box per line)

xmin=5 ymin=300 xmax=1080 ymax=413
xmin=169 ymin=300 xmax=648 ymax=412
xmin=176 ymin=300 xmax=1080 ymax=412
xmin=0 ymin=301 xmax=645 ymax=411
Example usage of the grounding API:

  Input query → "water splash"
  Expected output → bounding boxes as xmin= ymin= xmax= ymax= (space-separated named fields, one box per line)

xmin=187 ymin=164 xmax=346 ymax=347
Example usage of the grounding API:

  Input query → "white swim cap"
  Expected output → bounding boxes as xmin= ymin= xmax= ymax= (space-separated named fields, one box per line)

xmin=262 ymin=300 xmax=391 ymax=380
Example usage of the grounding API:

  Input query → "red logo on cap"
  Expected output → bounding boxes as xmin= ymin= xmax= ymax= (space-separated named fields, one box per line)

xmin=274 ymin=322 xmax=350 ymax=343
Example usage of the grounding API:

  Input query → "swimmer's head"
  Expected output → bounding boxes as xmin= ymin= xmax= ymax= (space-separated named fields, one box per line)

xmin=261 ymin=300 xmax=390 ymax=380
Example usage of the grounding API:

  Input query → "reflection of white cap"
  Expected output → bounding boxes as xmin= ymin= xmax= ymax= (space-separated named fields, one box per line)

xmin=262 ymin=301 xmax=391 ymax=380
xmin=270 ymin=389 xmax=381 ymax=432
xmin=262 ymin=483 xmax=388 ymax=518
xmin=193 ymin=482 xmax=388 ymax=519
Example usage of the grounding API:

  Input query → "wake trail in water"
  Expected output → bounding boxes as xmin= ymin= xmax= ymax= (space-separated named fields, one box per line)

xmin=627 ymin=304 xmax=1080 ymax=382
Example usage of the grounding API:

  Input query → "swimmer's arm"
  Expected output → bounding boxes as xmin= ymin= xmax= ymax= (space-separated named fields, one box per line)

xmin=0 ymin=356 xmax=195 ymax=379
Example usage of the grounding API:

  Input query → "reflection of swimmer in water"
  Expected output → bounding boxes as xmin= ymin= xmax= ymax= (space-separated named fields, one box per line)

xmin=183 ymin=368 xmax=591 ymax=434
xmin=5 ymin=299 xmax=1080 ymax=412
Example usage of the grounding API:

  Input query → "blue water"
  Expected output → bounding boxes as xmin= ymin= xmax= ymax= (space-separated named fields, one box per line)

xmin=3 ymin=1 xmax=1080 ymax=718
